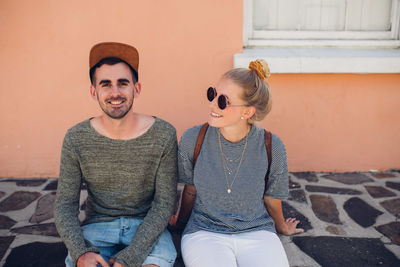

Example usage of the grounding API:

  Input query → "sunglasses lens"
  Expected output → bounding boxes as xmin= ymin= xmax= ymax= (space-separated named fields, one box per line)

xmin=218 ymin=95 xmax=227 ymax=110
xmin=207 ymin=87 xmax=216 ymax=102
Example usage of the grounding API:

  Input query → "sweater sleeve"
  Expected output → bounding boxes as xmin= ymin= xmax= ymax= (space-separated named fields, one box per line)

xmin=111 ymin=131 xmax=178 ymax=267
xmin=54 ymin=133 xmax=99 ymax=267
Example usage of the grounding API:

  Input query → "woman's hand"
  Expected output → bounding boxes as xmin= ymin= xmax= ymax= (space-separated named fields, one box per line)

xmin=168 ymin=185 xmax=196 ymax=234
xmin=168 ymin=214 xmax=183 ymax=234
xmin=263 ymin=197 xmax=304 ymax=236
xmin=169 ymin=214 xmax=178 ymax=228
xmin=277 ymin=217 xmax=304 ymax=236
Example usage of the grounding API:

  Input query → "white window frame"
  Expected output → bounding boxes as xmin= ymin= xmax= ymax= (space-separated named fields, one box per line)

xmin=237 ymin=0 xmax=400 ymax=73
xmin=243 ymin=0 xmax=400 ymax=47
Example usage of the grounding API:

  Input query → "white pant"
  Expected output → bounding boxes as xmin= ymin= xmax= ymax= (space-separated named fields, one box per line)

xmin=181 ymin=230 xmax=289 ymax=267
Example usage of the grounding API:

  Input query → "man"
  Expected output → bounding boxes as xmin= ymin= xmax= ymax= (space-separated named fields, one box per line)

xmin=54 ymin=42 xmax=178 ymax=267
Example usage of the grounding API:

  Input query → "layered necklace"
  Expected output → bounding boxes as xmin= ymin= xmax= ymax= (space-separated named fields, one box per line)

xmin=218 ymin=128 xmax=249 ymax=194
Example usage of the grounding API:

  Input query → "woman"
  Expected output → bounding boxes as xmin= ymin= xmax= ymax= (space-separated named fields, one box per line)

xmin=172 ymin=60 xmax=303 ymax=267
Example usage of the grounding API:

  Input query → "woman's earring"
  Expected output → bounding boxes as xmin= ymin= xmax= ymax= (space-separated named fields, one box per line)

xmin=241 ymin=116 xmax=244 ymax=120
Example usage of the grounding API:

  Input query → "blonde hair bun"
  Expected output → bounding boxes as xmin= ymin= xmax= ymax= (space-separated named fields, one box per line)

xmin=223 ymin=60 xmax=272 ymax=122
xmin=249 ymin=59 xmax=270 ymax=80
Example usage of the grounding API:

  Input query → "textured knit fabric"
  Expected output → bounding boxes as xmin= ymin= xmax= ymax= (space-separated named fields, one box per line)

xmin=178 ymin=124 xmax=288 ymax=236
xmin=54 ymin=117 xmax=178 ymax=267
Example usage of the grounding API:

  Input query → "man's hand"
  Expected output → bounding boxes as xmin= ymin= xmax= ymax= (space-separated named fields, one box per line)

xmin=77 ymin=252 xmax=109 ymax=267
xmin=108 ymin=258 xmax=126 ymax=267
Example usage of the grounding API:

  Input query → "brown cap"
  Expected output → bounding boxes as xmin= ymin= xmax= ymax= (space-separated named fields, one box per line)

xmin=89 ymin=42 xmax=139 ymax=73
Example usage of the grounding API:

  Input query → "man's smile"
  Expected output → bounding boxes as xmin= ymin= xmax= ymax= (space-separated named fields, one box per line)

xmin=107 ymin=97 xmax=126 ymax=107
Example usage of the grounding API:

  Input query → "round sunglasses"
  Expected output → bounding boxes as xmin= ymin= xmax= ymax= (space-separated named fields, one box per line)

xmin=207 ymin=87 xmax=248 ymax=110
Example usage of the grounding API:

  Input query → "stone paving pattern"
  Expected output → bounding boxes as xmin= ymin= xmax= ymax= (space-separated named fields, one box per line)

xmin=0 ymin=172 xmax=399 ymax=267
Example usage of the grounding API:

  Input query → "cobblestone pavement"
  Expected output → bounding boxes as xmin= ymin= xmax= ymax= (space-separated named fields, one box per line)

xmin=0 ymin=172 xmax=399 ymax=267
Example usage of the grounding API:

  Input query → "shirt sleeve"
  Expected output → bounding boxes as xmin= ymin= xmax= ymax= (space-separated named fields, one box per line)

xmin=54 ymin=132 xmax=99 ymax=267
xmin=177 ymin=126 xmax=202 ymax=186
xmin=111 ymin=130 xmax=178 ymax=267
xmin=264 ymin=134 xmax=289 ymax=199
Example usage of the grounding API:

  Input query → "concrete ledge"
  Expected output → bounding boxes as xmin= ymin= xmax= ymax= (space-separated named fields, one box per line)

xmin=234 ymin=48 xmax=400 ymax=73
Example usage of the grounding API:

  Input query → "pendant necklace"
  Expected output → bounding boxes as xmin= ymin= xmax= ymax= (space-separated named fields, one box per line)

xmin=218 ymin=128 xmax=249 ymax=194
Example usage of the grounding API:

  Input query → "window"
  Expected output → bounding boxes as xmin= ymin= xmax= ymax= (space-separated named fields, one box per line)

xmin=237 ymin=0 xmax=400 ymax=73
xmin=243 ymin=0 xmax=400 ymax=47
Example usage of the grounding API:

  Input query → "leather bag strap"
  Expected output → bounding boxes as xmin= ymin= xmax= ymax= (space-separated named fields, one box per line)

xmin=193 ymin=123 xmax=209 ymax=166
xmin=264 ymin=130 xmax=272 ymax=187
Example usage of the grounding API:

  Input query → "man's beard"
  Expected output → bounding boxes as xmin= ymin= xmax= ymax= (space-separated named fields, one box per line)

xmin=98 ymin=96 xmax=134 ymax=119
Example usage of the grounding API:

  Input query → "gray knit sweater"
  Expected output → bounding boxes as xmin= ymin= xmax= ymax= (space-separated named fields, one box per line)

xmin=54 ymin=117 xmax=178 ymax=267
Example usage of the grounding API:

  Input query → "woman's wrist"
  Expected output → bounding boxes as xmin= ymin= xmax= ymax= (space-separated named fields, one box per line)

xmin=275 ymin=222 xmax=288 ymax=234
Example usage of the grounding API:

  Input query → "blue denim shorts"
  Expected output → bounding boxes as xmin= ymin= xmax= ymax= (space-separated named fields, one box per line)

xmin=65 ymin=217 xmax=176 ymax=267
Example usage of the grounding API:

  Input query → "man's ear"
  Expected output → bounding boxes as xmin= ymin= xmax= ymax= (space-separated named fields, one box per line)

xmin=90 ymin=85 xmax=97 ymax=100
xmin=134 ymin=82 xmax=142 ymax=98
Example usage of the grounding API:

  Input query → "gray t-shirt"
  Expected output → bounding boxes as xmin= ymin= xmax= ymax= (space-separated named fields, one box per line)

xmin=54 ymin=117 xmax=177 ymax=267
xmin=178 ymin=124 xmax=288 ymax=236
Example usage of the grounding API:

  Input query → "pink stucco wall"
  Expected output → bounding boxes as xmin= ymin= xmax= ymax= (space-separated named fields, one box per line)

xmin=0 ymin=0 xmax=399 ymax=177
xmin=264 ymin=74 xmax=400 ymax=172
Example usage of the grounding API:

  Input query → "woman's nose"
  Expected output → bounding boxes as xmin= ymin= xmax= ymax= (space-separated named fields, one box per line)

xmin=209 ymin=96 xmax=218 ymax=109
